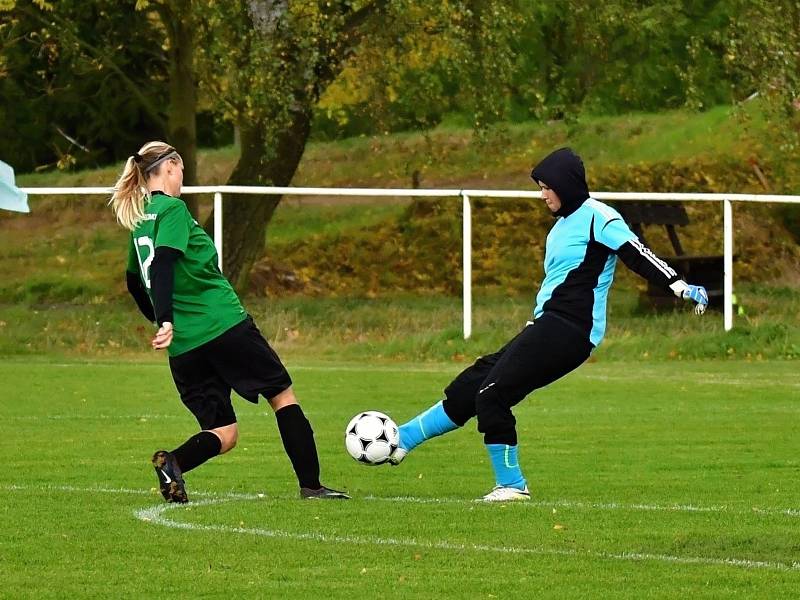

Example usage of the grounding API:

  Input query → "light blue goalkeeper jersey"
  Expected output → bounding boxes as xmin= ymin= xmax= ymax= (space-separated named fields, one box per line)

xmin=532 ymin=198 xmax=637 ymax=347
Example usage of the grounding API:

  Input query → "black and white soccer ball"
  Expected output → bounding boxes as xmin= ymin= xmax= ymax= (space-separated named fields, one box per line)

xmin=345 ymin=411 xmax=399 ymax=465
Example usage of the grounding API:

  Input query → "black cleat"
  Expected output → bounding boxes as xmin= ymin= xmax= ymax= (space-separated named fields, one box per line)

xmin=151 ymin=450 xmax=188 ymax=503
xmin=300 ymin=485 xmax=350 ymax=500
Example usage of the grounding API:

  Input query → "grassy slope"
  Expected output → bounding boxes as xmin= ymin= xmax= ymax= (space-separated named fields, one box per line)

xmin=12 ymin=105 xmax=766 ymax=190
xmin=1 ymin=288 xmax=798 ymax=361
xmin=2 ymin=106 xmax=798 ymax=360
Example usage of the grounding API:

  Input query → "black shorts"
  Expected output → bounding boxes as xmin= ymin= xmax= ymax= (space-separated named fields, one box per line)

xmin=442 ymin=313 xmax=594 ymax=427
xmin=168 ymin=315 xmax=292 ymax=430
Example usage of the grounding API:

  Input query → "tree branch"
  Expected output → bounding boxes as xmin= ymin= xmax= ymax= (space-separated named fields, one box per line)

xmin=313 ymin=0 xmax=390 ymax=93
xmin=341 ymin=0 xmax=389 ymax=37
xmin=151 ymin=1 xmax=177 ymax=48
xmin=246 ymin=0 xmax=287 ymax=36
xmin=21 ymin=4 xmax=168 ymax=132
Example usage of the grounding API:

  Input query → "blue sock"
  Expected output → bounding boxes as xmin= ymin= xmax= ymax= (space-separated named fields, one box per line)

xmin=398 ymin=401 xmax=458 ymax=452
xmin=486 ymin=444 xmax=527 ymax=490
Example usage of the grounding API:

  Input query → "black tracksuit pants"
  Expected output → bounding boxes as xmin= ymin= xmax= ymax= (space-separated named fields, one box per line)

xmin=442 ymin=313 xmax=593 ymax=446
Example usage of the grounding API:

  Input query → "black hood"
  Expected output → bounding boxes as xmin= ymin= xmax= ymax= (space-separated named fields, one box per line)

xmin=530 ymin=148 xmax=589 ymax=217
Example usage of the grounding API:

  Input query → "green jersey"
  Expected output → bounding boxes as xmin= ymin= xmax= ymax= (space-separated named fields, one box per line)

xmin=126 ymin=193 xmax=246 ymax=356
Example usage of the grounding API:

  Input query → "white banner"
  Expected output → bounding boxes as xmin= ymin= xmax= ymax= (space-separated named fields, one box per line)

xmin=0 ymin=160 xmax=29 ymax=213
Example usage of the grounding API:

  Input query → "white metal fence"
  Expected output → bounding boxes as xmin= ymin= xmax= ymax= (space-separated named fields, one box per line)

xmin=19 ymin=185 xmax=800 ymax=338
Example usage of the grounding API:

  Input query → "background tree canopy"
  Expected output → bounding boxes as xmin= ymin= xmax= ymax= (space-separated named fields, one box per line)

xmin=0 ymin=0 xmax=169 ymax=171
xmin=1 ymin=0 xmax=762 ymax=172
xmin=1 ymin=0 xmax=797 ymax=289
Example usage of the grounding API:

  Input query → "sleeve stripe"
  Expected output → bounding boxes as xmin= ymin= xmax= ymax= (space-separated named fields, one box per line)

xmin=630 ymin=239 xmax=677 ymax=278
xmin=585 ymin=198 xmax=618 ymax=221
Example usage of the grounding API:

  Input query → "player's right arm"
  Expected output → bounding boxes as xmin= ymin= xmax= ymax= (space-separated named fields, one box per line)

xmin=126 ymin=238 xmax=156 ymax=322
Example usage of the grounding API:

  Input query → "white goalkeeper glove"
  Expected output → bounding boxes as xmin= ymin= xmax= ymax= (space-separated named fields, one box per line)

xmin=670 ymin=280 xmax=708 ymax=315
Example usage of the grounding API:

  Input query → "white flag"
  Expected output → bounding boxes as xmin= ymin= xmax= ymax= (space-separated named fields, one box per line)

xmin=0 ymin=160 xmax=29 ymax=213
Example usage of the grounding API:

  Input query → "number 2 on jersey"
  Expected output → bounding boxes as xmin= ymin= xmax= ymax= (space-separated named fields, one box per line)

xmin=134 ymin=236 xmax=155 ymax=289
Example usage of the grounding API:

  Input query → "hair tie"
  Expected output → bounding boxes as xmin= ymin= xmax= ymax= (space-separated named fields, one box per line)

xmin=132 ymin=152 xmax=143 ymax=164
xmin=143 ymin=149 xmax=179 ymax=173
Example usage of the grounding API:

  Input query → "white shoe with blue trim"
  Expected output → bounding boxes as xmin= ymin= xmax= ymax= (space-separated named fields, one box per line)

xmin=478 ymin=485 xmax=530 ymax=502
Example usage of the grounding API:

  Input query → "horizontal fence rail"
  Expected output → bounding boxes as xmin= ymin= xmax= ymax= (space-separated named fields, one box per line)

xmin=20 ymin=185 xmax=800 ymax=338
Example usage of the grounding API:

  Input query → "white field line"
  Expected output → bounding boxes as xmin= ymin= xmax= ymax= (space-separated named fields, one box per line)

xmin=15 ymin=362 xmax=800 ymax=387
xmin=6 ymin=482 xmax=800 ymax=519
xmin=580 ymin=374 xmax=800 ymax=388
xmin=7 ymin=413 xmax=184 ymax=421
xmin=363 ymin=495 xmax=800 ymax=518
xmin=133 ymin=497 xmax=800 ymax=573
xmin=2 ymin=483 xmax=260 ymax=500
xmin=40 ymin=362 xmax=461 ymax=375
xmin=6 ymin=483 xmax=799 ymax=571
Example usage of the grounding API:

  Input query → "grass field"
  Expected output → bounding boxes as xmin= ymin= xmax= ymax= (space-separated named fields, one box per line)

xmin=3 ymin=103 xmax=798 ymax=598
xmin=2 ymin=358 xmax=799 ymax=598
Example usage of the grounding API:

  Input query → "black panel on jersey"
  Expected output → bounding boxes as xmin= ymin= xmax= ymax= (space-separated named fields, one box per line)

xmin=541 ymin=216 xmax=612 ymax=339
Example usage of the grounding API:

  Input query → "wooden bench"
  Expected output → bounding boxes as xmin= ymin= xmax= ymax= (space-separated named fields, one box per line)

xmin=613 ymin=202 xmax=725 ymax=309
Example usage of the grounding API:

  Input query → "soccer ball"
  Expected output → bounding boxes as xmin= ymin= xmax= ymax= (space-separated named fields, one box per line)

xmin=345 ymin=411 xmax=399 ymax=465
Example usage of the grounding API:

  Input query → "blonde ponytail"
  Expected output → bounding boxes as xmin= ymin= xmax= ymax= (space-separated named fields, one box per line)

xmin=109 ymin=141 xmax=177 ymax=231
xmin=110 ymin=156 xmax=149 ymax=230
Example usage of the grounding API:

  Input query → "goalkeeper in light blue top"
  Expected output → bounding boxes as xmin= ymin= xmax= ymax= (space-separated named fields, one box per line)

xmin=388 ymin=148 xmax=709 ymax=502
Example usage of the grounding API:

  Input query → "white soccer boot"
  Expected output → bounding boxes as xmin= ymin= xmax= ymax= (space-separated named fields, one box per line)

xmin=388 ymin=445 xmax=407 ymax=465
xmin=478 ymin=485 xmax=531 ymax=502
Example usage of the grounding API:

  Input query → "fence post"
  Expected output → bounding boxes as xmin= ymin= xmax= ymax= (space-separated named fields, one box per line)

xmin=723 ymin=198 xmax=733 ymax=331
xmin=214 ymin=191 xmax=223 ymax=271
xmin=462 ymin=192 xmax=472 ymax=339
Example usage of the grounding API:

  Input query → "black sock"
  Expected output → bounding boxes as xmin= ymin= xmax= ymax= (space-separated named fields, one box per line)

xmin=171 ymin=430 xmax=222 ymax=473
xmin=275 ymin=404 xmax=321 ymax=489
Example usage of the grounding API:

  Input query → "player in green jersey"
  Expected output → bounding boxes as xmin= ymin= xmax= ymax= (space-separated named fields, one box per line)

xmin=110 ymin=141 xmax=348 ymax=502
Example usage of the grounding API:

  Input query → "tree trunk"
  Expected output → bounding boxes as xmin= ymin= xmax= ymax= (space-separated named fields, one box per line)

xmin=220 ymin=108 xmax=313 ymax=291
xmin=165 ymin=0 xmax=199 ymax=218
xmin=203 ymin=0 xmax=388 ymax=291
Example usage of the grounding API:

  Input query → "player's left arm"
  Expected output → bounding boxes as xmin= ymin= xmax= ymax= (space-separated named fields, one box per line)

xmin=596 ymin=215 xmax=708 ymax=315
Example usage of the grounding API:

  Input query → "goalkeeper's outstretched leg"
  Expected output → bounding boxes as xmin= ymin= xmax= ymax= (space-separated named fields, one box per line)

xmin=389 ymin=147 xmax=709 ymax=501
